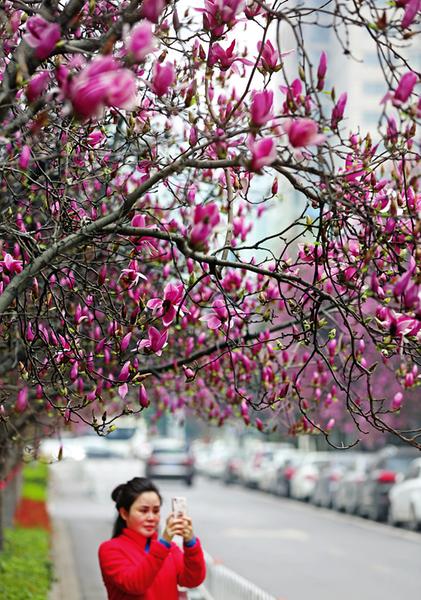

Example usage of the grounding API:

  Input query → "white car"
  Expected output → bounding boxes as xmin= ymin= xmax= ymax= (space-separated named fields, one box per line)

xmin=389 ymin=457 xmax=421 ymax=530
xmin=258 ymin=447 xmax=300 ymax=493
xmin=289 ymin=452 xmax=331 ymax=501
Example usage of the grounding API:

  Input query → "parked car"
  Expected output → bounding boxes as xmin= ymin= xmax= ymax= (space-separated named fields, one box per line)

xmin=102 ymin=417 xmax=149 ymax=458
xmin=311 ymin=452 xmax=363 ymax=508
xmin=240 ymin=443 xmax=289 ymax=489
xmin=332 ymin=453 xmax=374 ymax=514
xmin=222 ymin=447 xmax=246 ymax=485
xmin=357 ymin=446 xmax=420 ymax=521
xmin=258 ymin=448 xmax=299 ymax=493
xmin=389 ymin=457 xmax=421 ymax=530
xmin=274 ymin=452 xmax=306 ymax=497
xmin=145 ymin=438 xmax=195 ymax=486
xmin=289 ymin=452 xmax=331 ymax=501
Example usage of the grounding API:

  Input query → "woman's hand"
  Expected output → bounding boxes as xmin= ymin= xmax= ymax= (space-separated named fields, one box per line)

xmin=162 ymin=514 xmax=184 ymax=543
xmin=181 ymin=516 xmax=195 ymax=544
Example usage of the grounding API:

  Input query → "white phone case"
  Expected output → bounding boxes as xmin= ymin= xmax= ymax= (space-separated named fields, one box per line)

xmin=172 ymin=496 xmax=187 ymax=516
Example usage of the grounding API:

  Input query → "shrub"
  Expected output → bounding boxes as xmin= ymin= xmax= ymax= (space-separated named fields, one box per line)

xmin=0 ymin=528 xmax=52 ymax=600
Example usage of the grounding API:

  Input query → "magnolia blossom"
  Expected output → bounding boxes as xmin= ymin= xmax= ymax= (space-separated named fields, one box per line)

xmin=203 ymin=0 xmax=244 ymax=37
xmin=208 ymin=40 xmax=251 ymax=71
xmin=393 ymin=71 xmax=418 ymax=105
xmin=141 ymin=0 xmax=166 ymax=23
xmin=401 ymin=0 xmax=421 ymax=28
xmin=285 ymin=119 xmax=325 ymax=148
xmin=147 ymin=282 xmax=185 ymax=327
xmin=18 ymin=145 xmax=31 ymax=170
xmin=151 ymin=62 xmax=175 ymax=97
xmin=317 ymin=51 xmax=327 ymax=90
xmin=250 ymin=90 xmax=274 ymax=126
xmin=15 ymin=387 xmax=29 ymax=413
xmin=200 ymin=297 xmax=229 ymax=329
xmin=26 ymin=71 xmax=50 ymax=103
xmin=189 ymin=203 xmax=220 ymax=250
xmin=127 ymin=21 xmax=155 ymax=62
xmin=138 ymin=326 xmax=168 ymax=356
xmin=23 ymin=15 xmax=61 ymax=60
xmin=248 ymin=137 xmax=277 ymax=171
xmin=67 ymin=56 xmax=137 ymax=120
xmin=331 ymin=93 xmax=347 ymax=128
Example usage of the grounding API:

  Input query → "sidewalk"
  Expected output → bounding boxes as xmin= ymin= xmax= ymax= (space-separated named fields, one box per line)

xmin=49 ymin=518 xmax=82 ymax=600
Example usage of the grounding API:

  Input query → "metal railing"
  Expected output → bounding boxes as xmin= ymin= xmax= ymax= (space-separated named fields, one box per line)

xmin=184 ymin=553 xmax=277 ymax=600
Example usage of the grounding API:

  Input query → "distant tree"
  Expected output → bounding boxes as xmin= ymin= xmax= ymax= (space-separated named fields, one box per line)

xmin=0 ymin=0 xmax=420 ymax=461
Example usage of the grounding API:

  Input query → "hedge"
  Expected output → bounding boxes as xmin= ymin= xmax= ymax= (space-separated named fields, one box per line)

xmin=0 ymin=527 xmax=52 ymax=600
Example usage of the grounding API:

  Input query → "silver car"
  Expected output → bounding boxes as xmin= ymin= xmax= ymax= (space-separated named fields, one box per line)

xmin=145 ymin=438 xmax=195 ymax=486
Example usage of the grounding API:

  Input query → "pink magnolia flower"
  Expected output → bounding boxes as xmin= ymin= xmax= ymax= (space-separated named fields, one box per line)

xmin=189 ymin=203 xmax=220 ymax=250
xmin=23 ymin=15 xmax=61 ymax=60
xmin=119 ymin=259 xmax=147 ymax=288
xmin=248 ymin=137 xmax=277 ymax=171
xmin=141 ymin=0 xmax=166 ymax=23
xmin=151 ymin=61 xmax=175 ymax=97
xmin=209 ymin=40 xmax=252 ymax=71
xmin=391 ymin=392 xmax=403 ymax=411
xmin=15 ymin=387 xmax=29 ymax=413
xmin=257 ymin=40 xmax=279 ymax=72
xmin=317 ymin=51 xmax=327 ymax=90
xmin=331 ymin=92 xmax=347 ymax=128
xmin=202 ymin=0 xmax=244 ymax=37
xmin=393 ymin=71 xmax=418 ymax=105
xmin=245 ymin=1 xmax=263 ymax=18
xmin=137 ymin=326 xmax=168 ymax=356
xmin=1 ymin=253 xmax=23 ymax=274
xmin=250 ymin=90 xmax=274 ymax=127
xmin=26 ymin=71 xmax=50 ymax=103
xmin=284 ymin=119 xmax=326 ymax=148
xmin=68 ymin=56 xmax=137 ymax=120
xmin=401 ymin=0 xmax=421 ymax=29
xmin=147 ymin=282 xmax=185 ymax=326
xmin=394 ymin=256 xmax=416 ymax=298
xmin=127 ymin=20 xmax=155 ymax=62
xmin=200 ymin=297 xmax=229 ymax=330
xmin=139 ymin=384 xmax=150 ymax=408
xmin=87 ymin=129 xmax=105 ymax=146
xmin=118 ymin=360 xmax=131 ymax=382
xmin=18 ymin=145 xmax=31 ymax=170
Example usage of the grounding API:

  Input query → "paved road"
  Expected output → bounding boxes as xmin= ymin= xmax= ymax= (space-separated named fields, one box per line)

xmin=48 ymin=459 xmax=421 ymax=600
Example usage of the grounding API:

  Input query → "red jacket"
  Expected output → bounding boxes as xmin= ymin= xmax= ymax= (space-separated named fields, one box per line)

xmin=98 ymin=528 xmax=206 ymax=600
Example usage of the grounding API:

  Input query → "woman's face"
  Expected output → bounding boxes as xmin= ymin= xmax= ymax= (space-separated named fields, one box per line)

xmin=120 ymin=491 xmax=161 ymax=537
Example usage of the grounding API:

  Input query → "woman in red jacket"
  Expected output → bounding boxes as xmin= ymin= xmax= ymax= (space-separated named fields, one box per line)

xmin=98 ymin=477 xmax=206 ymax=600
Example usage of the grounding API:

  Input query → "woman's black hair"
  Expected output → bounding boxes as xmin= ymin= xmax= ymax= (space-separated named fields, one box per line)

xmin=111 ymin=477 xmax=162 ymax=538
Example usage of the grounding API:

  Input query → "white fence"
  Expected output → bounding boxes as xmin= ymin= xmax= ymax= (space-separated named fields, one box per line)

xmin=183 ymin=553 xmax=277 ymax=600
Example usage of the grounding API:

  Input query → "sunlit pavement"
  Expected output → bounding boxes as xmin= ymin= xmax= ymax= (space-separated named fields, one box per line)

xmin=48 ymin=459 xmax=421 ymax=600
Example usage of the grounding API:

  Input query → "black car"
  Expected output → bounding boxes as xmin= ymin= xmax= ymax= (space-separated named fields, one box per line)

xmin=357 ymin=447 xmax=420 ymax=521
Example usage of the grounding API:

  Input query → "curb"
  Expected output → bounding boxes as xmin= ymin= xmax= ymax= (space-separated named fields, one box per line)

xmin=48 ymin=518 xmax=82 ymax=600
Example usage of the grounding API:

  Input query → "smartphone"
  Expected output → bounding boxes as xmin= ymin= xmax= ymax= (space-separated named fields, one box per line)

xmin=172 ymin=496 xmax=187 ymax=517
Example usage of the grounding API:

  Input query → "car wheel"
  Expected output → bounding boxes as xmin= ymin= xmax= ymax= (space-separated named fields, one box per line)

xmin=186 ymin=477 xmax=193 ymax=487
xmin=409 ymin=505 xmax=421 ymax=532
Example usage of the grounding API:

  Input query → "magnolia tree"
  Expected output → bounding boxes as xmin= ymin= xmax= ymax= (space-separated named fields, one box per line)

xmin=0 ymin=0 xmax=420 ymax=457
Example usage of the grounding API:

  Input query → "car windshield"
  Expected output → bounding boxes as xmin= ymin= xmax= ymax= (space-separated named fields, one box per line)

xmin=107 ymin=428 xmax=136 ymax=440
xmin=153 ymin=447 xmax=187 ymax=454
xmin=385 ymin=456 xmax=417 ymax=472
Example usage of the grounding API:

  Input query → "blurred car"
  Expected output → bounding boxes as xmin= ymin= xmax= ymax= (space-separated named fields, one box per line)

xmin=332 ymin=453 xmax=374 ymax=514
xmin=289 ymin=452 xmax=331 ymax=501
xmin=200 ymin=440 xmax=235 ymax=480
xmin=311 ymin=452 xmax=363 ymax=508
xmin=389 ymin=457 xmax=421 ymax=530
xmin=357 ymin=446 xmax=420 ymax=521
xmin=222 ymin=447 xmax=245 ymax=485
xmin=240 ymin=443 xmax=288 ymax=489
xmin=258 ymin=447 xmax=299 ymax=493
xmin=274 ymin=452 xmax=306 ymax=497
xmin=102 ymin=417 xmax=149 ymax=458
xmin=145 ymin=438 xmax=195 ymax=486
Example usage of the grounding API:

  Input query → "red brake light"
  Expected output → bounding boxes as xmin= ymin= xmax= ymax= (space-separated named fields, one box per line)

xmin=183 ymin=457 xmax=194 ymax=466
xmin=148 ymin=456 xmax=158 ymax=465
xmin=284 ymin=467 xmax=295 ymax=480
xmin=329 ymin=473 xmax=341 ymax=482
xmin=377 ymin=471 xmax=396 ymax=483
